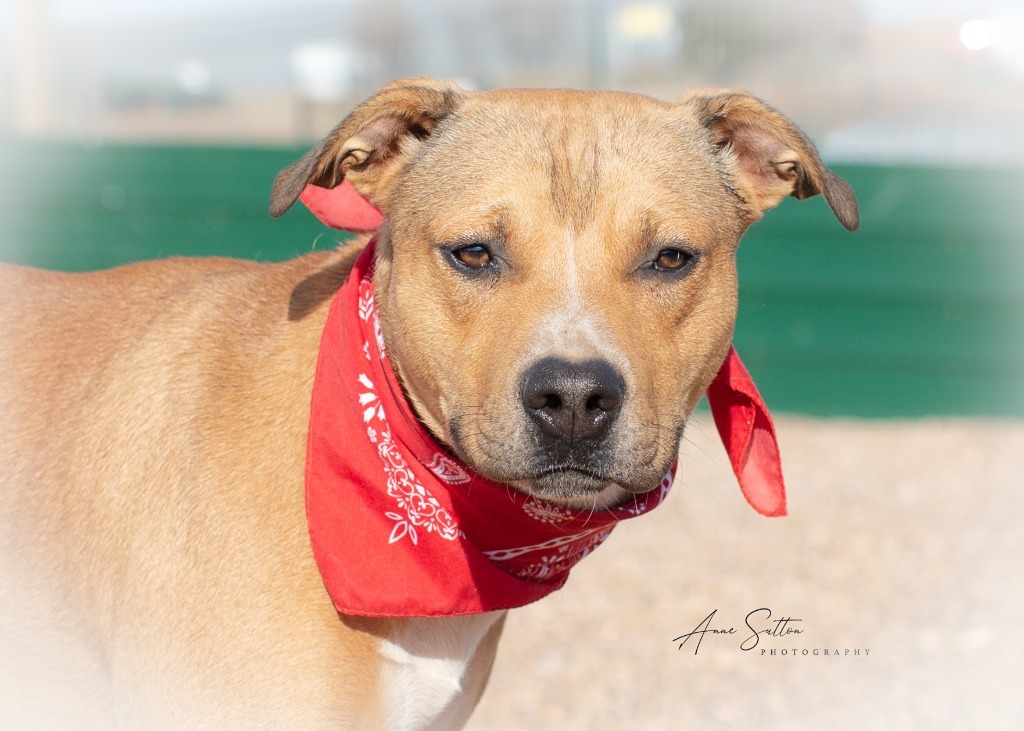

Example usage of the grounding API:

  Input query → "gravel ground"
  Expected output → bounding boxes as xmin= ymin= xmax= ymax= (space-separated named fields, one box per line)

xmin=466 ymin=414 xmax=1024 ymax=731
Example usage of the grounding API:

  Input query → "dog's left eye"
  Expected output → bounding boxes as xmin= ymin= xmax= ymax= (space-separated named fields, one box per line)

xmin=452 ymin=244 xmax=493 ymax=270
xmin=653 ymin=248 xmax=694 ymax=272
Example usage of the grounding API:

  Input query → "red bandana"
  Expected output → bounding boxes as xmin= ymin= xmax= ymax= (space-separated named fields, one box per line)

xmin=302 ymin=183 xmax=786 ymax=618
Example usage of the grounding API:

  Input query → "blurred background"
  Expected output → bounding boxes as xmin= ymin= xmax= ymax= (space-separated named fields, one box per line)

xmin=1 ymin=0 xmax=1022 ymax=417
xmin=4 ymin=0 xmax=1024 ymax=150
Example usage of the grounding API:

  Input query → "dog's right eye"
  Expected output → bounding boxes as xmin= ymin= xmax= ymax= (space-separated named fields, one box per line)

xmin=451 ymin=244 xmax=493 ymax=270
xmin=653 ymin=248 xmax=695 ymax=273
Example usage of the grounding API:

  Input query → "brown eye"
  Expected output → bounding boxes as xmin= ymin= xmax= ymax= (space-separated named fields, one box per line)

xmin=654 ymin=248 xmax=693 ymax=272
xmin=453 ymin=244 xmax=492 ymax=269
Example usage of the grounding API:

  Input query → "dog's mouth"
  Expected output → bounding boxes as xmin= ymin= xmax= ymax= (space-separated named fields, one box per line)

xmin=530 ymin=464 xmax=610 ymax=493
xmin=490 ymin=456 xmax=653 ymax=509
xmin=448 ymin=428 xmax=625 ymax=506
xmin=509 ymin=468 xmax=629 ymax=509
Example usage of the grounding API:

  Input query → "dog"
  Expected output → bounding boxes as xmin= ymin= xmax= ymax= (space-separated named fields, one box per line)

xmin=0 ymin=78 xmax=857 ymax=729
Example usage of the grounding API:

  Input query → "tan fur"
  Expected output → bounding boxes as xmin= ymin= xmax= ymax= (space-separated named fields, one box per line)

xmin=1 ymin=79 xmax=856 ymax=729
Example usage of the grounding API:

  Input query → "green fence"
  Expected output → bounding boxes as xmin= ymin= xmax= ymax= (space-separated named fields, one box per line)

xmin=2 ymin=141 xmax=1021 ymax=417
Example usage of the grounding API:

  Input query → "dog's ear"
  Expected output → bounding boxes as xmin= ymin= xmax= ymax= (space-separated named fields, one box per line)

xmin=678 ymin=88 xmax=858 ymax=231
xmin=270 ymin=78 xmax=467 ymax=218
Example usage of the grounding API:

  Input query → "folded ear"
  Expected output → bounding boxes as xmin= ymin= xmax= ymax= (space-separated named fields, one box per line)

xmin=270 ymin=78 xmax=467 ymax=218
xmin=678 ymin=88 xmax=858 ymax=231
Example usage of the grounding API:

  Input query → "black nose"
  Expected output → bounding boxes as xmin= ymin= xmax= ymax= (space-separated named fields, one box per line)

xmin=521 ymin=358 xmax=625 ymax=446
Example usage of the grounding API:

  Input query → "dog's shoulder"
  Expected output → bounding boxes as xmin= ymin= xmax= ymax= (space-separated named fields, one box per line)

xmin=0 ymin=241 xmax=367 ymax=472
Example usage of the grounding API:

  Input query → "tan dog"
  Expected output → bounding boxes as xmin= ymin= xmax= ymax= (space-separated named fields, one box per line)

xmin=0 ymin=79 xmax=857 ymax=729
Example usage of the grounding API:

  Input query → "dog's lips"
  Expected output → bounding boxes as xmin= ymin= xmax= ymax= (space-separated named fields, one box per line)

xmin=450 ymin=439 xmax=619 ymax=501
xmin=457 ymin=451 xmax=615 ymax=497
xmin=504 ymin=460 xmax=637 ymax=505
xmin=534 ymin=462 xmax=610 ymax=483
xmin=509 ymin=472 xmax=617 ymax=506
xmin=531 ymin=465 xmax=609 ymax=492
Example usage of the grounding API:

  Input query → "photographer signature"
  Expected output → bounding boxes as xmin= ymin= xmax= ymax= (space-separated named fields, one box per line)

xmin=673 ymin=608 xmax=803 ymax=655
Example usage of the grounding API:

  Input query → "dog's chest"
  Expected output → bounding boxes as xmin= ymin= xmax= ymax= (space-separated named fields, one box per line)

xmin=377 ymin=611 xmax=505 ymax=730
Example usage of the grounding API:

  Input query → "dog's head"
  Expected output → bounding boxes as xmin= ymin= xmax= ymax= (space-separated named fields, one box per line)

xmin=272 ymin=78 xmax=857 ymax=508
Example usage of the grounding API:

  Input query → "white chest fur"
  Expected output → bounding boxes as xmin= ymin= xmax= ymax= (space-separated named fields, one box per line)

xmin=377 ymin=611 xmax=506 ymax=730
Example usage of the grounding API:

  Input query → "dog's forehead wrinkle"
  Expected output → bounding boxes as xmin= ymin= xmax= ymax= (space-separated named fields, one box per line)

xmin=537 ymin=111 xmax=609 ymax=228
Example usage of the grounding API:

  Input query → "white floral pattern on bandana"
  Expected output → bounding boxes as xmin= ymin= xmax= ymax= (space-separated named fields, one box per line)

xmin=357 ymin=288 xmax=462 ymax=546
xmin=358 ymin=372 xmax=463 ymax=545
xmin=522 ymin=497 xmax=574 ymax=525
xmin=427 ymin=453 xmax=471 ymax=485
xmin=482 ymin=526 xmax=615 ymax=580
xmin=358 ymin=284 xmax=387 ymax=357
